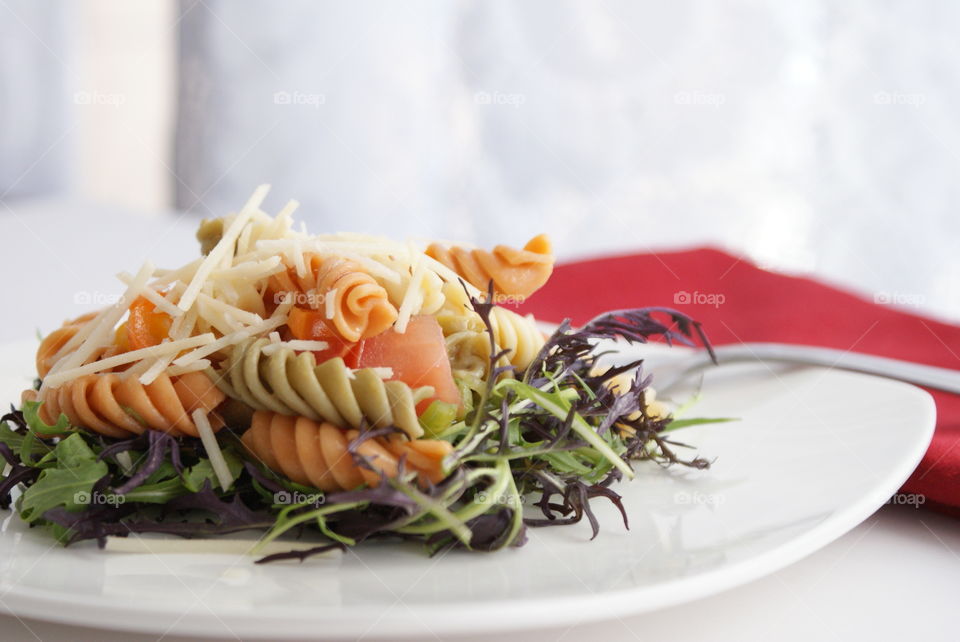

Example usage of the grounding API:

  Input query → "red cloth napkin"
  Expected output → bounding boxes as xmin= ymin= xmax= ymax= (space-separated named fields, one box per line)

xmin=518 ymin=247 xmax=960 ymax=514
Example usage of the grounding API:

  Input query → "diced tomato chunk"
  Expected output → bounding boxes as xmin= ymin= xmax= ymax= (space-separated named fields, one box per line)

xmin=286 ymin=307 xmax=359 ymax=364
xmin=353 ymin=315 xmax=460 ymax=411
xmin=126 ymin=295 xmax=172 ymax=350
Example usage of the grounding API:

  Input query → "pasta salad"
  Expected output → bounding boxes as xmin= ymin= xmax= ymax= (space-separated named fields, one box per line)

xmin=0 ymin=186 xmax=719 ymax=561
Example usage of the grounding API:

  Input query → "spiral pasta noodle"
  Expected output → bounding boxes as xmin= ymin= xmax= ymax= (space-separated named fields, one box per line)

xmin=269 ymin=254 xmax=397 ymax=342
xmin=241 ymin=410 xmax=452 ymax=491
xmin=215 ymin=338 xmax=432 ymax=438
xmin=24 ymin=371 xmax=226 ymax=438
xmin=36 ymin=313 xmax=123 ymax=379
xmin=444 ymin=330 xmax=492 ymax=382
xmin=488 ymin=306 xmax=545 ymax=372
xmin=425 ymin=235 xmax=554 ymax=299
xmin=377 ymin=257 xmax=446 ymax=316
xmin=436 ymin=311 xmax=491 ymax=381
xmin=435 ymin=306 xmax=544 ymax=375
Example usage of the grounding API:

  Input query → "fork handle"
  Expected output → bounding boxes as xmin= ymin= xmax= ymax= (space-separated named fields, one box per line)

xmin=694 ymin=343 xmax=960 ymax=394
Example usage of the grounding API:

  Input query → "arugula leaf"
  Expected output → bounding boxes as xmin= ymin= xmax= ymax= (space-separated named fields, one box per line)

xmin=18 ymin=463 xmax=107 ymax=522
xmin=0 ymin=419 xmax=23 ymax=452
xmin=182 ymin=450 xmax=244 ymax=493
xmin=21 ymin=400 xmax=74 ymax=437
xmin=54 ymin=432 xmax=99 ymax=467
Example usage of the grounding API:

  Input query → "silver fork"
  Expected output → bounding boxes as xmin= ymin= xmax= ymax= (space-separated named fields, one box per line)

xmin=650 ymin=342 xmax=960 ymax=394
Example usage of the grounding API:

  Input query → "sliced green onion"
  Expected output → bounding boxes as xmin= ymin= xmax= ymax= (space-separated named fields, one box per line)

xmin=419 ymin=400 xmax=458 ymax=437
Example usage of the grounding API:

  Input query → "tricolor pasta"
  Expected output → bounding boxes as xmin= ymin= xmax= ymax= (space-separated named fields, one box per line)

xmin=24 ymin=370 xmax=225 ymax=438
xmin=19 ymin=185 xmax=554 ymax=489
xmin=215 ymin=338 xmax=431 ymax=439
xmin=426 ymin=235 xmax=554 ymax=299
xmin=1 ymin=185 xmax=716 ymax=560
xmin=242 ymin=411 xmax=452 ymax=491
xmin=267 ymin=254 xmax=398 ymax=342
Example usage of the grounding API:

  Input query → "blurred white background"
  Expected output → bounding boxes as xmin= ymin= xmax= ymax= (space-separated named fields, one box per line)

xmin=1 ymin=0 xmax=957 ymax=318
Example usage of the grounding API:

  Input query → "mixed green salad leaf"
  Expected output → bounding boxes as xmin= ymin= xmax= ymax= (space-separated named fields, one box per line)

xmin=0 ymin=298 xmax=725 ymax=562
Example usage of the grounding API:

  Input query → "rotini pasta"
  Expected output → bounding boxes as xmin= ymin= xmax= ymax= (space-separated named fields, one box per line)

xmin=215 ymin=338 xmax=432 ymax=438
xmin=444 ymin=329 xmax=492 ymax=382
xmin=435 ymin=306 xmax=545 ymax=375
xmin=4 ymin=185 xmax=717 ymax=561
xmin=269 ymin=254 xmax=397 ymax=342
xmin=36 ymin=313 xmax=122 ymax=379
xmin=241 ymin=410 xmax=453 ymax=491
xmin=425 ymin=235 xmax=554 ymax=299
xmin=488 ymin=306 xmax=545 ymax=372
xmin=24 ymin=370 xmax=226 ymax=438
xmin=36 ymin=313 xmax=96 ymax=378
xmin=436 ymin=310 xmax=491 ymax=382
xmin=377 ymin=255 xmax=446 ymax=316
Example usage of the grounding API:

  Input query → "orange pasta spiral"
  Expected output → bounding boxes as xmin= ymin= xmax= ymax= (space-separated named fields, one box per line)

xmin=23 ymin=371 xmax=226 ymax=438
xmin=36 ymin=312 xmax=123 ymax=378
xmin=241 ymin=410 xmax=452 ymax=491
xmin=269 ymin=254 xmax=398 ymax=342
xmin=426 ymin=235 xmax=554 ymax=299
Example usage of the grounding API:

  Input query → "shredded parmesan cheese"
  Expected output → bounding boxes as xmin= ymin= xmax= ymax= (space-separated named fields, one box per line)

xmin=44 ymin=261 xmax=156 ymax=386
xmin=178 ymin=184 xmax=270 ymax=312
xmin=209 ymin=256 xmax=284 ymax=280
xmin=167 ymin=359 xmax=211 ymax=375
xmin=252 ymin=239 xmax=403 ymax=284
xmin=116 ymin=272 xmax=183 ymax=316
xmin=192 ymin=409 xmax=233 ymax=491
xmin=44 ymin=333 xmax=215 ymax=388
xmin=152 ymin=257 xmax=202 ymax=285
xmin=172 ymin=313 xmax=288 ymax=367
xmin=261 ymin=340 xmax=330 ymax=356
xmin=395 ymin=243 xmax=428 ymax=334
xmin=324 ymin=287 xmax=337 ymax=320
xmin=195 ymin=293 xmax=264 ymax=326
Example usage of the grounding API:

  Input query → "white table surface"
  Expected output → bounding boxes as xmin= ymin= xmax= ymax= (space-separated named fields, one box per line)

xmin=1 ymin=200 xmax=957 ymax=642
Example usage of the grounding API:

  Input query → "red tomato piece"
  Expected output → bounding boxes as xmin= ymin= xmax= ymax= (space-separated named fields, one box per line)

xmin=353 ymin=315 xmax=460 ymax=411
xmin=286 ymin=307 xmax=358 ymax=365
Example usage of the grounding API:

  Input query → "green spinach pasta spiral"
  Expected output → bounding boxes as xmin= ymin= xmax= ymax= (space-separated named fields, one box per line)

xmin=214 ymin=338 xmax=433 ymax=438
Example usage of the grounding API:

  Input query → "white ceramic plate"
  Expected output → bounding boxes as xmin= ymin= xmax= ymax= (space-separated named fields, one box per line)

xmin=0 ymin=340 xmax=935 ymax=639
